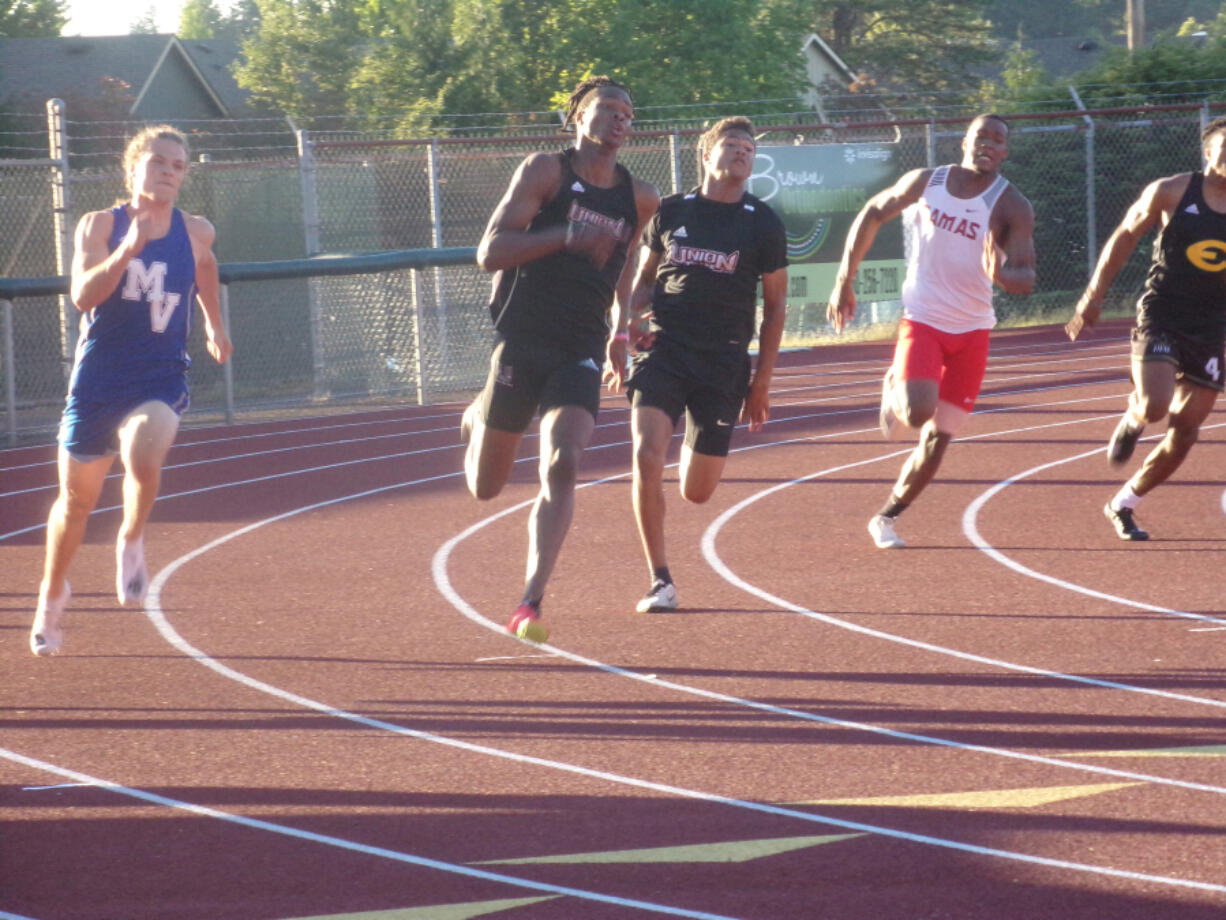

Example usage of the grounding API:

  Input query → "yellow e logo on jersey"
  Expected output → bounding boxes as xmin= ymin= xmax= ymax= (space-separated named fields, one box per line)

xmin=1186 ymin=240 xmax=1226 ymax=272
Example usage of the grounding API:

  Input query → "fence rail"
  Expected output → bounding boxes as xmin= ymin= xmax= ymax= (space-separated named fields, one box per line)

xmin=3 ymin=95 xmax=1223 ymax=445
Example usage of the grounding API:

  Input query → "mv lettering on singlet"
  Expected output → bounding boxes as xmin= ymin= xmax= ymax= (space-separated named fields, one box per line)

xmin=926 ymin=204 xmax=980 ymax=241
xmin=122 ymin=259 xmax=180 ymax=333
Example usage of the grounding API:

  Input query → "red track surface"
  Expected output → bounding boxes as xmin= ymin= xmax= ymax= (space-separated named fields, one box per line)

xmin=3 ymin=318 xmax=1226 ymax=920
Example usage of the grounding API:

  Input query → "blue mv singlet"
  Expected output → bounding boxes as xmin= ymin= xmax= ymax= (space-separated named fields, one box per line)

xmin=68 ymin=205 xmax=197 ymax=403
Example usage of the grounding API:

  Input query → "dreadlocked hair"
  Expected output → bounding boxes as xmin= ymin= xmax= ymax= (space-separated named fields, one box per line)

xmin=564 ymin=76 xmax=632 ymax=128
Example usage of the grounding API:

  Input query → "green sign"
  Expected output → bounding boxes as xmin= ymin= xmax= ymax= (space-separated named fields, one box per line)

xmin=750 ymin=144 xmax=904 ymax=310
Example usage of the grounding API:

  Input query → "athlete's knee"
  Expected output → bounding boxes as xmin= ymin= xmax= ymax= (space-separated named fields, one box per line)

xmin=1135 ymin=395 xmax=1170 ymax=425
xmin=633 ymin=439 xmax=667 ymax=482
xmin=922 ymin=427 xmax=951 ymax=462
xmin=1167 ymin=420 xmax=1200 ymax=454
xmin=679 ymin=480 xmax=716 ymax=504
xmin=900 ymin=400 xmax=937 ymax=428
xmin=542 ymin=445 xmax=581 ymax=492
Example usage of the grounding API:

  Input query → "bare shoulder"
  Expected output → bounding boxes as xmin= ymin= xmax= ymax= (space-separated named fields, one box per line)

xmin=631 ymin=175 xmax=661 ymax=216
xmin=998 ymin=183 xmax=1035 ymax=223
xmin=1147 ymin=172 xmax=1193 ymax=209
xmin=75 ymin=207 xmax=115 ymax=240
xmin=181 ymin=211 xmax=216 ymax=244
xmin=898 ymin=167 xmax=934 ymax=196
xmin=516 ymin=150 xmax=564 ymax=188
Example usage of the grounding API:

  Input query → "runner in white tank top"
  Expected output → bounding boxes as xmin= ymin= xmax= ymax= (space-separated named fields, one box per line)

xmin=901 ymin=165 xmax=1010 ymax=334
xmin=827 ymin=114 xmax=1036 ymax=549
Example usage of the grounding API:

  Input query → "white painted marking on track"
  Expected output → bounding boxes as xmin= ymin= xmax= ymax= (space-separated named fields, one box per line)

xmin=963 ymin=422 xmax=1226 ymax=627
xmin=16 ymin=341 xmax=1226 ymax=897
xmin=0 ymin=747 xmax=741 ymax=920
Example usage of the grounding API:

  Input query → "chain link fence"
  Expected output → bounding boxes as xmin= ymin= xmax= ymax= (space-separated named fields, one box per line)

xmin=1 ymin=98 xmax=1221 ymax=444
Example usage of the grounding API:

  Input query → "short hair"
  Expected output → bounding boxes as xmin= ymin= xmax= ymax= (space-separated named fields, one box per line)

xmin=699 ymin=116 xmax=755 ymax=160
xmin=122 ymin=125 xmax=189 ymax=193
xmin=563 ymin=76 xmax=632 ymax=128
xmin=1202 ymin=115 xmax=1226 ymax=145
xmin=971 ymin=113 xmax=1010 ymax=134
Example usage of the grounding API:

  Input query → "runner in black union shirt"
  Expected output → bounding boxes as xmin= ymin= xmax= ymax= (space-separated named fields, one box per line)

xmin=623 ymin=116 xmax=788 ymax=614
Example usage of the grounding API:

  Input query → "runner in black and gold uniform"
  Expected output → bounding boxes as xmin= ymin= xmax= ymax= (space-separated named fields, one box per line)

xmin=1068 ymin=115 xmax=1226 ymax=540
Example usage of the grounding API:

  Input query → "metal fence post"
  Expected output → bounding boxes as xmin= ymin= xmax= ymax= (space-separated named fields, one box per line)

xmin=1069 ymin=87 xmax=1096 ymax=278
xmin=296 ymin=128 xmax=326 ymax=398
xmin=3 ymin=298 xmax=15 ymax=446
xmin=46 ymin=98 xmax=73 ymax=381
xmin=219 ymin=283 xmax=234 ymax=424
xmin=1202 ymin=101 xmax=1211 ymax=169
xmin=669 ymin=131 xmax=682 ymax=195
xmin=925 ymin=119 xmax=936 ymax=168
xmin=427 ymin=138 xmax=448 ymax=386
xmin=410 ymin=268 xmax=425 ymax=406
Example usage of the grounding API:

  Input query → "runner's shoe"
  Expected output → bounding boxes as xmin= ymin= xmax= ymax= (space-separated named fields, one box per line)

xmin=868 ymin=514 xmax=906 ymax=549
xmin=507 ymin=603 xmax=549 ymax=643
xmin=1107 ymin=416 xmax=1144 ymax=466
xmin=116 ymin=537 xmax=148 ymax=606
xmin=635 ymin=580 xmax=678 ymax=613
xmin=1104 ymin=503 xmax=1149 ymax=541
xmin=879 ymin=370 xmax=900 ymax=439
xmin=30 ymin=581 xmax=70 ymax=657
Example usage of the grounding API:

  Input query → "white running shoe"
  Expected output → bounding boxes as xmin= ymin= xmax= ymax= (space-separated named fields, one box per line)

xmin=867 ymin=514 xmax=906 ymax=549
xmin=30 ymin=581 xmax=70 ymax=657
xmin=636 ymin=580 xmax=679 ymax=613
xmin=116 ymin=537 xmax=148 ymax=606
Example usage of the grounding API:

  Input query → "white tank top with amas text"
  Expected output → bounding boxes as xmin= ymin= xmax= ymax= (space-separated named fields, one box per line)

xmin=900 ymin=165 xmax=1009 ymax=334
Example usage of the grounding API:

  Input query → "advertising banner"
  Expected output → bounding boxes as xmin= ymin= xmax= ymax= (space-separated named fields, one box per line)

xmin=750 ymin=143 xmax=904 ymax=323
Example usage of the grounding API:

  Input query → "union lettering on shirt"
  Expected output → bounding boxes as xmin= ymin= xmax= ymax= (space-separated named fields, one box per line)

xmin=567 ymin=200 xmax=627 ymax=240
xmin=665 ymin=240 xmax=741 ymax=274
xmin=927 ymin=205 xmax=980 ymax=240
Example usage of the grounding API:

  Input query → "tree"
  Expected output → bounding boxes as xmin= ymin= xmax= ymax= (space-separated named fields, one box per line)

xmin=130 ymin=5 xmax=160 ymax=34
xmin=220 ymin=0 xmax=262 ymax=42
xmin=1 ymin=0 xmax=67 ymax=37
xmin=180 ymin=0 xmax=224 ymax=38
xmin=234 ymin=0 xmax=373 ymax=119
xmin=806 ymin=1 xmax=997 ymax=93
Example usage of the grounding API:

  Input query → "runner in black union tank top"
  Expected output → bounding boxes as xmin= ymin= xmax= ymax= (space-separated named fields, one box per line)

xmin=1069 ymin=115 xmax=1226 ymax=541
xmin=490 ymin=148 xmax=638 ymax=363
xmin=463 ymin=77 xmax=659 ymax=642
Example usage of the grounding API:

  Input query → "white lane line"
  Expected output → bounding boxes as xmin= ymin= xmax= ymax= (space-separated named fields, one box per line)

xmin=0 ymin=748 xmax=741 ymax=920
xmin=126 ymin=484 xmax=1226 ymax=893
xmin=964 ymin=424 xmax=1226 ymax=627
xmin=700 ymin=416 xmax=1226 ymax=708
xmin=16 ymin=390 xmax=1224 ymax=894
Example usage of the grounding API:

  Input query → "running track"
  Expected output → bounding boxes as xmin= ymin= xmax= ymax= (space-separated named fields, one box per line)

xmin=3 ymin=318 xmax=1225 ymax=920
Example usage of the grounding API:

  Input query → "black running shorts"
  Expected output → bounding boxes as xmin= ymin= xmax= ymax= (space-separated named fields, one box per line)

xmin=627 ymin=339 xmax=750 ymax=457
xmin=476 ymin=335 xmax=603 ymax=433
xmin=1132 ymin=325 xmax=1226 ymax=392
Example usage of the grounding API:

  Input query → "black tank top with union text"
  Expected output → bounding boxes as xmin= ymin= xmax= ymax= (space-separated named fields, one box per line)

xmin=1138 ymin=171 xmax=1226 ymax=340
xmin=489 ymin=149 xmax=638 ymax=362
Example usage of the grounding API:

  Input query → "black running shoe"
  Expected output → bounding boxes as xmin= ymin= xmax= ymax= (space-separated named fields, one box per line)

xmin=1107 ymin=416 xmax=1143 ymax=466
xmin=1104 ymin=503 xmax=1149 ymax=541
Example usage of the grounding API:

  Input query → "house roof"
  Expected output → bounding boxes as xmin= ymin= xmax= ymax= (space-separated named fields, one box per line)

xmin=0 ymin=34 xmax=249 ymax=117
xmin=1014 ymin=35 xmax=1128 ymax=80
xmin=801 ymin=32 xmax=859 ymax=86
